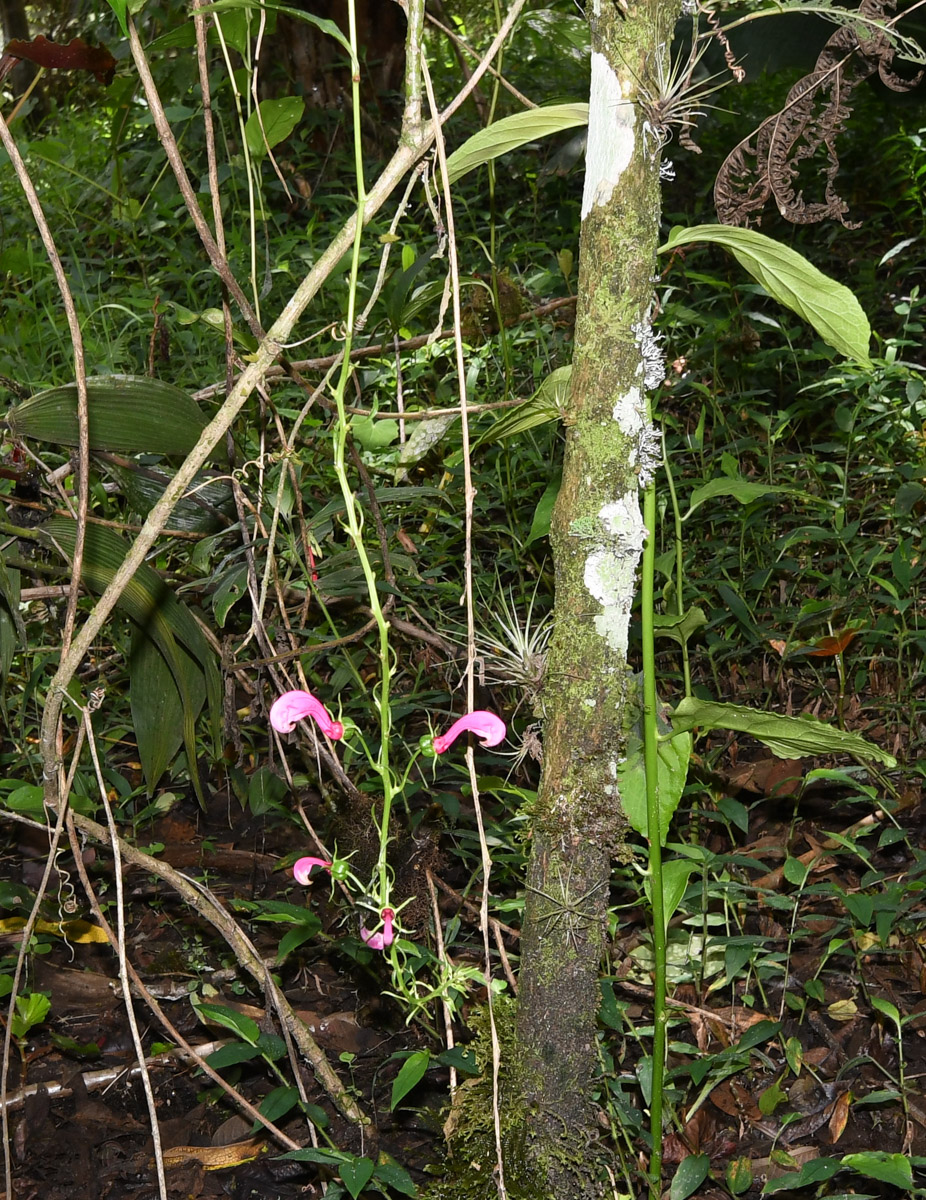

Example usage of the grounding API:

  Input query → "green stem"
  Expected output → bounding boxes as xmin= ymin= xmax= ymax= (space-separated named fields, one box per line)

xmin=641 ymin=472 xmax=665 ymax=1197
xmin=327 ymin=0 xmax=394 ymax=909
xmin=660 ymin=434 xmax=691 ymax=697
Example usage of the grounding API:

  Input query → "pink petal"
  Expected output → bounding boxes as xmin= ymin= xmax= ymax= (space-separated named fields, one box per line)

xmin=270 ymin=690 xmax=344 ymax=739
xmin=432 ymin=710 xmax=506 ymax=754
xmin=293 ymin=857 xmax=331 ymax=885
xmin=361 ymin=908 xmax=395 ymax=952
xmin=360 ymin=926 xmax=386 ymax=951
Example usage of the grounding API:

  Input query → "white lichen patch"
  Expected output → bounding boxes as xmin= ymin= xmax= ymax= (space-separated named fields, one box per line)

xmin=612 ymin=386 xmax=645 ymax=437
xmin=599 ymin=493 xmax=646 ymax=552
xmin=581 ymin=51 xmax=635 ymax=221
xmin=583 ymin=492 xmax=646 ymax=654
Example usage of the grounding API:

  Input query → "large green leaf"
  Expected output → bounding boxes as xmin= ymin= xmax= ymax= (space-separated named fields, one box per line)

xmin=6 ymin=376 xmax=208 ymax=455
xmin=130 ymin=626 xmax=206 ymax=795
xmin=657 ymin=225 xmax=871 ymax=365
xmin=245 ymin=97 xmax=305 ymax=158
xmin=684 ymin=477 xmax=822 ymax=520
xmin=618 ymin=730 xmax=692 ymax=846
xmin=670 ymin=697 xmax=895 ymax=767
xmin=45 ymin=518 xmax=221 ymax=803
xmin=476 ymin=365 xmax=570 ymax=446
xmin=445 ymin=103 xmax=589 ymax=186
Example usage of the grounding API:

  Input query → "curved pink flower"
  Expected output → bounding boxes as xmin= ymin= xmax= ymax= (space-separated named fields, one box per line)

xmin=293 ymin=857 xmax=332 ymax=885
xmin=433 ymin=710 xmax=506 ymax=754
xmin=270 ymin=690 xmax=344 ymax=740
xmin=360 ymin=908 xmax=395 ymax=951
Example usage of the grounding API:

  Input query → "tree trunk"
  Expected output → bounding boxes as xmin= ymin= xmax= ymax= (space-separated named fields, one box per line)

xmin=513 ymin=2 xmax=677 ymax=1194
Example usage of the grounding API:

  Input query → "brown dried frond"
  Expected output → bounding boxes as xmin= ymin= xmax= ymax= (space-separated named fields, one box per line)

xmin=714 ymin=0 xmax=923 ymax=227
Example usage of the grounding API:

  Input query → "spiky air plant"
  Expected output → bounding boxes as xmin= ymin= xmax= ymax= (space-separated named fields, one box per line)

xmin=633 ymin=27 xmax=739 ymax=156
xmin=474 ymin=582 xmax=553 ymax=703
xmin=448 ymin=579 xmax=553 ymax=706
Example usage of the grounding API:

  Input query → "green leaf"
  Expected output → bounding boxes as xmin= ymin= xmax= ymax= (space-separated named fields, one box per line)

xmin=671 ymin=1153 xmax=710 ymax=1200
xmin=617 ymin=729 xmax=692 ymax=846
xmin=195 ymin=1001 xmax=260 ymax=1045
xmin=352 ymin=415 xmax=400 ymax=451
xmin=105 ymin=0 xmax=128 ymax=36
xmin=258 ymin=1086 xmax=301 ymax=1123
xmin=726 ymin=1156 xmax=753 ymax=1196
xmin=476 ymin=365 xmax=571 ymax=446
xmin=658 ymin=225 xmax=871 ymax=365
xmin=374 ymin=1156 xmax=418 ymax=1196
xmin=206 ymin=1042 xmax=261 ymax=1068
xmin=840 ymin=1151 xmax=912 ymax=1189
xmin=525 ymin=473 xmax=561 ymax=547
xmin=130 ymin=625 xmax=206 ymax=796
xmin=395 ymin=414 xmax=457 ymax=477
xmin=670 ymin=697 xmax=896 ymax=767
xmin=652 ymin=607 xmax=707 ymax=647
xmin=761 ymin=1158 xmax=840 ymax=1193
xmin=245 ymin=96 xmax=305 ymax=158
xmin=685 ymin=477 xmax=819 ymax=519
xmin=45 ymin=518 xmax=221 ymax=806
xmin=340 ymin=1156 xmax=375 ymax=1200
xmin=390 ymin=1050 xmax=430 ymax=1110
xmin=198 ymin=0 xmax=352 ymax=57
xmin=870 ymin=996 xmax=900 ymax=1027
xmin=445 ymin=103 xmax=589 ymax=185
xmin=644 ymin=858 xmax=696 ymax=930
xmin=7 ymin=376 xmax=208 ymax=455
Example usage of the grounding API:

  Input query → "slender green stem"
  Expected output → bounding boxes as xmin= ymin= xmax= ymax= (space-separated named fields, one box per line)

xmin=326 ymin=0 xmax=395 ymax=909
xmin=641 ymin=472 xmax=665 ymax=1197
xmin=660 ymin=433 xmax=691 ymax=697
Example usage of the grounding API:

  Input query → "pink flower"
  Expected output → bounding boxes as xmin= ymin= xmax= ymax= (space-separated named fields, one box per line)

xmin=360 ymin=908 xmax=395 ymax=951
xmin=432 ymin=710 xmax=506 ymax=754
xmin=270 ymin=690 xmax=344 ymax=740
xmin=293 ymin=857 xmax=332 ymax=885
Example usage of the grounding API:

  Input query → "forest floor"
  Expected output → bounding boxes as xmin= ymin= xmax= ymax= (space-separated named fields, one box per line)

xmin=4 ymin=717 xmax=924 ymax=1200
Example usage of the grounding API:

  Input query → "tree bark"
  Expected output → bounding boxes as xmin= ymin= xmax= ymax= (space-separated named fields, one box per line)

xmin=512 ymin=2 xmax=677 ymax=1194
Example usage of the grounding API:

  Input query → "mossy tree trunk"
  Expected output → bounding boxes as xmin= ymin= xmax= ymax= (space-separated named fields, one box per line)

xmin=512 ymin=1 xmax=678 ymax=1194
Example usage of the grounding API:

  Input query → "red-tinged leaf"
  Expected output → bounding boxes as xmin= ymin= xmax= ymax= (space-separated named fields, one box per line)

xmin=5 ymin=36 xmax=116 ymax=84
xmin=804 ymin=628 xmax=861 ymax=656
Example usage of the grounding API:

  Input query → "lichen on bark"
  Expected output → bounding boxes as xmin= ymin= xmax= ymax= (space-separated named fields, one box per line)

xmin=508 ymin=1 xmax=680 ymax=1195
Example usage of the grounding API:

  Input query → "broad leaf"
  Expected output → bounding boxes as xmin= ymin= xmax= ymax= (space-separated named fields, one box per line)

xmin=671 ymin=1154 xmax=710 ymax=1200
xmin=618 ymin=730 xmax=691 ymax=846
xmin=445 ymin=103 xmax=589 ymax=185
xmin=684 ymin=477 xmax=820 ymax=520
xmin=7 ymin=376 xmax=208 ymax=455
xmin=130 ymin=626 xmax=206 ymax=796
xmin=45 ymin=518 xmax=221 ymax=803
xmin=199 ymin=0 xmax=351 ymax=57
xmin=525 ymin=473 xmax=561 ymax=546
xmin=195 ymin=1001 xmax=260 ymax=1045
xmin=390 ymin=1050 xmax=430 ymax=1110
xmin=670 ymin=697 xmax=896 ymax=767
xmin=339 ymin=1156 xmax=375 ymax=1200
xmin=245 ymin=97 xmax=305 ymax=158
xmin=840 ymin=1151 xmax=913 ymax=1189
xmin=658 ymin=225 xmax=871 ymax=365
xmin=652 ymin=607 xmax=706 ymax=647
xmin=477 ymin=365 xmax=571 ymax=446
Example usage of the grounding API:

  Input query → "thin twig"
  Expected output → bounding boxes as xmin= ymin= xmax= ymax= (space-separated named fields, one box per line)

xmin=421 ymin=50 xmax=508 ymax=1200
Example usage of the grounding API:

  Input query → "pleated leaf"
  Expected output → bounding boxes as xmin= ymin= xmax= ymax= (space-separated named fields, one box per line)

xmin=445 ymin=103 xmax=589 ymax=185
xmin=7 ymin=376 xmax=208 ymax=455
xmin=45 ymin=518 xmax=221 ymax=803
xmin=130 ymin=625 xmax=206 ymax=795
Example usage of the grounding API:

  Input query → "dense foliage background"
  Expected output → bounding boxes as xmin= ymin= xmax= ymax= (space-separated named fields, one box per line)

xmin=0 ymin=2 xmax=925 ymax=1198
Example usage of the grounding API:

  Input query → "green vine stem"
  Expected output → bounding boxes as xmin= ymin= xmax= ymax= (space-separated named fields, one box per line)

xmin=641 ymin=468 xmax=666 ymax=1196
